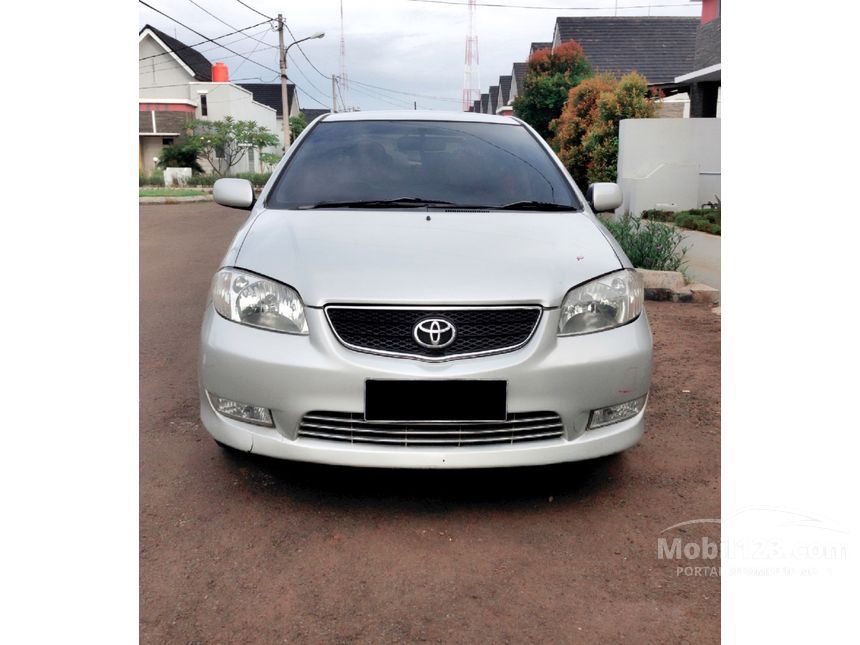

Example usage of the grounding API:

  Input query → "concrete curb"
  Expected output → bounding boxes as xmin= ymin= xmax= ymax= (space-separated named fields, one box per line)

xmin=636 ymin=269 xmax=719 ymax=305
xmin=139 ymin=195 xmax=214 ymax=205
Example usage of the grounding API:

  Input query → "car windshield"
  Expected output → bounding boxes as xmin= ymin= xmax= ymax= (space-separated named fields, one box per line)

xmin=266 ymin=119 xmax=581 ymax=210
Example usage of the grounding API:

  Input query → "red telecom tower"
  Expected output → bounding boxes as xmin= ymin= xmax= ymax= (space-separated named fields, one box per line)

xmin=462 ymin=0 xmax=480 ymax=111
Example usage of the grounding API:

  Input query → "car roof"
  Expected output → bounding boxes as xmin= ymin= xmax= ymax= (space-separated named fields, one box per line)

xmin=319 ymin=110 xmax=519 ymax=125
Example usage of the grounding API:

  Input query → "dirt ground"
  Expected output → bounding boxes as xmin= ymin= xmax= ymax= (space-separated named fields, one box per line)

xmin=140 ymin=202 xmax=721 ymax=644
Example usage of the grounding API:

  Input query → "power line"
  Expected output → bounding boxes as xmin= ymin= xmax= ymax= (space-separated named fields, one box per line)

xmin=234 ymin=0 xmax=272 ymax=20
xmin=183 ymin=0 xmax=328 ymax=96
xmin=138 ymin=18 xmax=272 ymax=61
xmin=185 ymin=0 xmax=277 ymax=50
xmin=139 ymin=27 xmax=274 ymax=76
xmin=138 ymin=0 xmax=329 ymax=107
xmin=405 ymin=0 xmax=699 ymax=9
xmin=232 ymin=0 xmax=330 ymax=80
xmin=350 ymin=78 xmax=461 ymax=103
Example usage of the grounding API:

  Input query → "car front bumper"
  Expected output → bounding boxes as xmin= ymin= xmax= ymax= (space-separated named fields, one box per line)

xmin=199 ymin=305 xmax=653 ymax=468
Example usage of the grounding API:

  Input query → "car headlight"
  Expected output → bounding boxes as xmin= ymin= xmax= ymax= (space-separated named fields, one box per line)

xmin=558 ymin=269 xmax=643 ymax=335
xmin=211 ymin=268 xmax=308 ymax=334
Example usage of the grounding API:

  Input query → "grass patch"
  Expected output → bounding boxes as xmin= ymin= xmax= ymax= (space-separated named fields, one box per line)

xmin=600 ymin=214 xmax=688 ymax=272
xmin=139 ymin=188 xmax=206 ymax=197
xmin=642 ymin=208 xmax=721 ymax=235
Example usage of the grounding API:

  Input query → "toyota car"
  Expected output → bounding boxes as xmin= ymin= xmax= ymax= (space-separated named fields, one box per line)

xmin=199 ymin=111 xmax=652 ymax=468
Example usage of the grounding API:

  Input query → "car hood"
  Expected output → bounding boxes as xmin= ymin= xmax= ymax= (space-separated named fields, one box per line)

xmin=235 ymin=208 xmax=623 ymax=307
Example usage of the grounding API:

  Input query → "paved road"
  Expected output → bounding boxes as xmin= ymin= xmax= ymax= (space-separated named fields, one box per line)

xmin=140 ymin=202 xmax=721 ymax=644
xmin=680 ymin=228 xmax=721 ymax=289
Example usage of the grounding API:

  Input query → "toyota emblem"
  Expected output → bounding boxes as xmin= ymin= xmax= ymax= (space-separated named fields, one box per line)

xmin=413 ymin=317 xmax=457 ymax=349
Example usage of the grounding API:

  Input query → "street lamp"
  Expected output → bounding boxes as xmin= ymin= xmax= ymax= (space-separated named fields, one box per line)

xmin=279 ymin=27 xmax=325 ymax=150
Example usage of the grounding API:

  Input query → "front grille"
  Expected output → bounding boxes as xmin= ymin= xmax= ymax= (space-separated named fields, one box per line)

xmin=298 ymin=411 xmax=564 ymax=446
xmin=325 ymin=306 xmax=542 ymax=360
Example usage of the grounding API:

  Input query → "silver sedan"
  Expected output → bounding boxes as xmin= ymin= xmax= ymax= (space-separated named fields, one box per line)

xmin=200 ymin=111 xmax=652 ymax=468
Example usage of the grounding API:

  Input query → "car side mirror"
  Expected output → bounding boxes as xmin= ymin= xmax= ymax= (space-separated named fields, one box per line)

xmin=586 ymin=182 xmax=623 ymax=213
xmin=213 ymin=178 xmax=254 ymax=210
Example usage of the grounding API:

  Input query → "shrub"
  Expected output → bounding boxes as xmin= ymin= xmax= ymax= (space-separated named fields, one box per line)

xmin=582 ymin=72 xmax=656 ymax=184
xmin=600 ymin=214 xmax=688 ymax=272
xmin=185 ymin=172 xmax=271 ymax=187
xmin=139 ymin=170 xmax=164 ymax=186
xmin=640 ymin=209 xmax=675 ymax=222
xmin=552 ymin=74 xmax=617 ymax=188
xmin=157 ymin=141 xmax=203 ymax=173
xmin=552 ymin=72 xmax=656 ymax=186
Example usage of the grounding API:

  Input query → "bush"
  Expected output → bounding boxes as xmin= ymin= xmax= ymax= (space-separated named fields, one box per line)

xmin=157 ymin=142 xmax=203 ymax=173
xmin=552 ymin=74 xmax=617 ymax=188
xmin=139 ymin=170 xmax=164 ymax=186
xmin=674 ymin=208 xmax=721 ymax=235
xmin=643 ymin=208 xmax=721 ymax=235
xmin=552 ymin=72 xmax=656 ymax=185
xmin=185 ymin=172 xmax=272 ymax=187
xmin=600 ymin=214 xmax=688 ymax=272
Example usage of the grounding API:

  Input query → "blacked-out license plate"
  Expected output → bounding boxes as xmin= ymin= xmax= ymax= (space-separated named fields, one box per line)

xmin=364 ymin=380 xmax=507 ymax=422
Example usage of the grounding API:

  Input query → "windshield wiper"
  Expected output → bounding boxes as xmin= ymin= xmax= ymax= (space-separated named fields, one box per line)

xmin=497 ymin=200 xmax=579 ymax=211
xmin=297 ymin=197 xmax=455 ymax=209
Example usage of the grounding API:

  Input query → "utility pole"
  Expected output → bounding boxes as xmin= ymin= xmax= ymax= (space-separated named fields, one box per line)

xmin=332 ymin=75 xmax=338 ymax=113
xmin=277 ymin=14 xmax=291 ymax=151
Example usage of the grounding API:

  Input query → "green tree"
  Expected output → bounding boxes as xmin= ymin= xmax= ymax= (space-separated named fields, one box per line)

xmin=185 ymin=116 xmax=279 ymax=176
xmin=512 ymin=41 xmax=593 ymax=140
xmin=289 ymin=113 xmax=308 ymax=140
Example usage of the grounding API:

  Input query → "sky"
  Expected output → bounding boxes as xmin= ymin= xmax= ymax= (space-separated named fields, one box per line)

xmin=138 ymin=0 xmax=701 ymax=113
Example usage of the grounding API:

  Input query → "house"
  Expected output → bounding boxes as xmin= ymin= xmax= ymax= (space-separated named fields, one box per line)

xmin=236 ymin=83 xmax=302 ymax=144
xmin=473 ymin=99 xmax=482 ymax=114
xmin=488 ymin=85 xmax=500 ymax=115
xmin=139 ymin=24 xmax=286 ymax=174
xmin=480 ymin=92 xmax=490 ymax=113
xmin=551 ymin=16 xmax=698 ymax=118
xmin=508 ymin=62 xmax=528 ymax=105
xmin=530 ymin=41 xmax=552 ymax=55
xmin=613 ymin=5 xmax=720 ymax=215
xmin=301 ymin=108 xmax=331 ymax=123
xmin=673 ymin=0 xmax=720 ymax=117
xmin=552 ymin=17 xmax=697 ymax=86
xmin=497 ymin=75 xmax=512 ymax=115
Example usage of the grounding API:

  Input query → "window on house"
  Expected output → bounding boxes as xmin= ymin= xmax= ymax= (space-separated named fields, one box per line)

xmin=215 ymin=145 xmax=224 ymax=159
xmin=247 ymin=147 xmax=255 ymax=171
xmin=162 ymin=138 xmax=174 ymax=146
xmin=200 ymin=95 xmax=208 ymax=117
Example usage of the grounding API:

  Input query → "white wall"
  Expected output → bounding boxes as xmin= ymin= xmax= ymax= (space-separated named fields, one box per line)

xmin=616 ymin=118 xmax=720 ymax=215
xmin=139 ymin=33 xmax=194 ymax=97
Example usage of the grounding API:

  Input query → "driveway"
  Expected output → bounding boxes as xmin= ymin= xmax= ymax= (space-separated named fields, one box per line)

xmin=140 ymin=202 xmax=721 ymax=644
xmin=681 ymin=228 xmax=721 ymax=289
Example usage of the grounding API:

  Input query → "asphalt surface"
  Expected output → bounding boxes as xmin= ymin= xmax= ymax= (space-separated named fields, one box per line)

xmin=140 ymin=202 xmax=721 ymax=644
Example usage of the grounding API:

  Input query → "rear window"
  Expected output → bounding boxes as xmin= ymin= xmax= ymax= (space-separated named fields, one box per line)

xmin=266 ymin=120 xmax=580 ymax=210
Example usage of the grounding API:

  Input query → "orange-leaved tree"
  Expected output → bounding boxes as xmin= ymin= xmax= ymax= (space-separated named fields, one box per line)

xmin=512 ymin=41 xmax=593 ymax=140
xmin=551 ymin=74 xmax=617 ymax=189
xmin=553 ymin=71 xmax=656 ymax=186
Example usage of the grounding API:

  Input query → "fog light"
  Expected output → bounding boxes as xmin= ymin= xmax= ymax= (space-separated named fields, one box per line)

xmin=208 ymin=392 xmax=274 ymax=427
xmin=588 ymin=394 xmax=647 ymax=430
